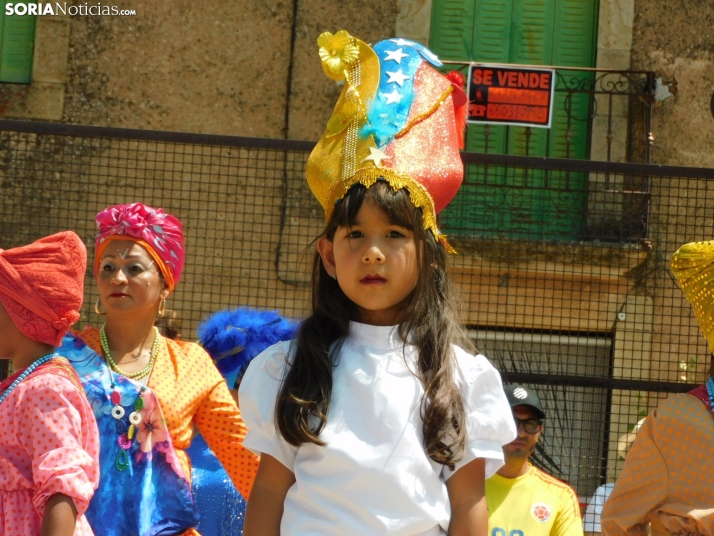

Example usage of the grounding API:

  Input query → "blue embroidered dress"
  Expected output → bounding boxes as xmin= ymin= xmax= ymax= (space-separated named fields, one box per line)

xmin=61 ymin=333 xmax=198 ymax=536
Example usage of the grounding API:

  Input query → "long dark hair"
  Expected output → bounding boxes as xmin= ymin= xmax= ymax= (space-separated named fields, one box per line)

xmin=277 ymin=181 xmax=470 ymax=468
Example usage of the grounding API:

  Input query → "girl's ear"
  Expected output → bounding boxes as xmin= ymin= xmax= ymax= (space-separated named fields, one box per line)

xmin=317 ymin=237 xmax=337 ymax=279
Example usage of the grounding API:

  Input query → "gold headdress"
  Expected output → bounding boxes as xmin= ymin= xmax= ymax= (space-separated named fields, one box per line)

xmin=306 ymin=31 xmax=468 ymax=251
xmin=671 ymin=240 xmax=714 ymax=352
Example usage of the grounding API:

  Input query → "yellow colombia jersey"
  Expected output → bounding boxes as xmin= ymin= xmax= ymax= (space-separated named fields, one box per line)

xmin=486 ymin=464 xmax=584 ymax=536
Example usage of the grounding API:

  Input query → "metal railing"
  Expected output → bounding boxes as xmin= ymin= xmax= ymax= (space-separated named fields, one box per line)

xmin=0 ymin=119 xmax=712 ymax=504
xmin=443 ymin=62 xmax=660 ymax=163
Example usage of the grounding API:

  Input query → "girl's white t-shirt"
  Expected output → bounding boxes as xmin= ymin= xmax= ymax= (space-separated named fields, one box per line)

xmin=239 ymin=321 xmax=517 ymax=535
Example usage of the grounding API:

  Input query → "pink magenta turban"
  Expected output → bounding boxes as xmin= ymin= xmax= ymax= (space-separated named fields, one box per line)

xmin=94 ymin=203 xmax=185 ymax=291
xmin=0 ymin=231 xmax=87 ymax=346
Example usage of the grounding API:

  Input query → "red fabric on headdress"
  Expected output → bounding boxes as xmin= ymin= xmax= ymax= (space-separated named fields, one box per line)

xmin=445 ymin=70 xmax=468 ymax=149
xmin=0 ymin=231 xmax=87 ymax=346
xmin=94 ymin=203 xmax=185 ymax=290
xmin=384 ymin=63 xmax=464 ymax=215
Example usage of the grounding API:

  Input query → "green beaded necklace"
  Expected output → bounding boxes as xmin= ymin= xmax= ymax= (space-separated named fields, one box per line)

xmin=100 ymin=324 xmax=161 ymax=381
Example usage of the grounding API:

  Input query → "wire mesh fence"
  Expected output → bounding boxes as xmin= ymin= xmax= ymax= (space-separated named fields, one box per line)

xmin=1 ymin=119 xmax=713 ymax=509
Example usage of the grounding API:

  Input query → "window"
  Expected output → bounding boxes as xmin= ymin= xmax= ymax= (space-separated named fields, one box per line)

xmin=0 ymin=1 xmax=37 ymax=84
xmin=430 ymin=0 xmax=599 ymax=239
xmin=470 ymin=329 xmax=611 ymax=499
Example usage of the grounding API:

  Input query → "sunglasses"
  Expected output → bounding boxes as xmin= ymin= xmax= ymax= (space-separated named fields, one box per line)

xmin=514 ymin=417 xmax=543 ymax=434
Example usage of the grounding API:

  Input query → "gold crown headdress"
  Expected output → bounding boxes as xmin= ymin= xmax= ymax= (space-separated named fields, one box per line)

xmin=671 ymin=240 xmax=714 ymax=352
xmin=306 ymin=30 xmax=468 ymax=251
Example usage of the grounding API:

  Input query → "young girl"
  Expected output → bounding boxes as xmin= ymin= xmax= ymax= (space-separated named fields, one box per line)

xmin=0 ymin=231 xmax=99 ymax=536
xmin=239 ymin=31 xmax=516 ymax=536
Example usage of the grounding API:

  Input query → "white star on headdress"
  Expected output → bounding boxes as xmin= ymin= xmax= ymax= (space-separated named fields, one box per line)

xmin=381 ymin=88 xmax=404 ymax=104
xmin=386 ymin=69 xmax=410 ymax=86
xmin=384 ymin=48 xmax=409 ymax=64
xmin=390 ymin=38 xmax=414 ymax=47
xmin=363 ymin=146 xmax=390 ymax=166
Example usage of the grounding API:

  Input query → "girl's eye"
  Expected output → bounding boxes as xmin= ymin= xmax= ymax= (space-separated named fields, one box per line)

xmin=387 ymin=230 xmax=406 ymax=238
xmin=100 ymin=262 xmax=115 ymax=272
xmin=346 ymin=230 xmax=363 ymax=239
xmin=129 ymin=264 xmax=145 ymax=273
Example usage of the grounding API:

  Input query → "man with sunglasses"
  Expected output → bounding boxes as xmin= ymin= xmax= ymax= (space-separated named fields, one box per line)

xmin=486 ymin=384 xmax=583 ymax=536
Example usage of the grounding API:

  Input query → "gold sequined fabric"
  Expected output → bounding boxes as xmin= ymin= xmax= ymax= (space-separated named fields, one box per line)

xmin=670 ymin=240 xmax=714 ymax=352
xmin=306 ymin=34 xmax=380 ymax=216
xmin=327 ymin=167 xmax=437 ymax=235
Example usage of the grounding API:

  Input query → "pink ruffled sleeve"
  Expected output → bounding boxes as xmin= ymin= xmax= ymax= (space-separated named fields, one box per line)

xmin=13 ymin=373 xmax=100 ymax=519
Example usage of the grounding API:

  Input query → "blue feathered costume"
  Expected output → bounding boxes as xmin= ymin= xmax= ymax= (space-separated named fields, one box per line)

xmin=187 ymin=307 xmax=298 ymax=536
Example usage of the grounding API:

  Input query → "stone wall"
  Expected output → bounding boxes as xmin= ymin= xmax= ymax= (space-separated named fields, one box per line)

xmin=62 ymin=0 xmax=295 ymax=137
xmin=1 ymin=0 xmax=711 ymax=165
xmin=630 ymin=2 xmax=714 ymax=168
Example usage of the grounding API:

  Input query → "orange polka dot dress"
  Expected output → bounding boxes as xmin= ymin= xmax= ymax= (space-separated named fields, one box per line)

xmin=601 ymin=391 xmax=714 ymax=536
xmin=0 ymin=357 xmax=100 ymax=536
xmin=76 ymin=327 xmax=259 ymax=531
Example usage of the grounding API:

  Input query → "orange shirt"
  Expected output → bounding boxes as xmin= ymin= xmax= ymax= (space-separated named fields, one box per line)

xmin=77 ymin=327 xmax=259 ymax=501
xmin=601 ymin=393 xmax=714 ymax=536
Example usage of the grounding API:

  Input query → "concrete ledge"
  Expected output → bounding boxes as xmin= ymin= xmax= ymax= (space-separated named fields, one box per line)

xmin=449 ymin=239 xmax=649 ymax=331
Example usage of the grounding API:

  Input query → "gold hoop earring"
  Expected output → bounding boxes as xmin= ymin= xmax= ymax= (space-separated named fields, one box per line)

xmin=94 ymin=298 xmax=106 ymax=316
xmin=157 ymin=298 xmax=166 ymax=317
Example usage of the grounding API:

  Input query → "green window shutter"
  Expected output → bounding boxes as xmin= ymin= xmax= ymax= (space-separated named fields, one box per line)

xmin=549 ymin=0 xmax=599 ymax=159
xmin=431 ymin=0 xmax=598 ymax=240
xmin=552 ymin=0 xmax=598 ymax=67
xmin=471 ymin=0 xmax=513 ymax=63
xmin=429 ymin=0 xmax=477 ymax=61
xmin=506 ymin=0 xmax=556 ymax=158
xmin=0 ymin=1 xmax=37 ymax=84
xmin=466 ymin=0 xmax=512 ymax=156
xmin=510 ymin=0 xmax=554 ymax=65
xmin=431 ymin=0 xmax=598 ymax=158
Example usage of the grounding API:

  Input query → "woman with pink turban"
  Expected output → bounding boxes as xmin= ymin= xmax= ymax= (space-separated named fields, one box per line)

xmin=0 ymin=231 xmax=100 ymax=536
xmin=59 ymin=203 xmax=259 ymax=536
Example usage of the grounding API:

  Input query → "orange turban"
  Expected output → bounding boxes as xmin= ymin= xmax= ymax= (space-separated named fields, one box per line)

xmin=0 ymin=231 xmax=87 ymax=346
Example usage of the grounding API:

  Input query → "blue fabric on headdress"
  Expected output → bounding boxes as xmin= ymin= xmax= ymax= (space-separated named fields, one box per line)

xmin=197 ymin=307 xmax=298 ymax=386
xmin=362 ymin=38 xmax=442 ymax=148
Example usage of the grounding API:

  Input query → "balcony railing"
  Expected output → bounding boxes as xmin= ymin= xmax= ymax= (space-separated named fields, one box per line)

xmin=442 ymin=62 xmax=663 ymax=164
